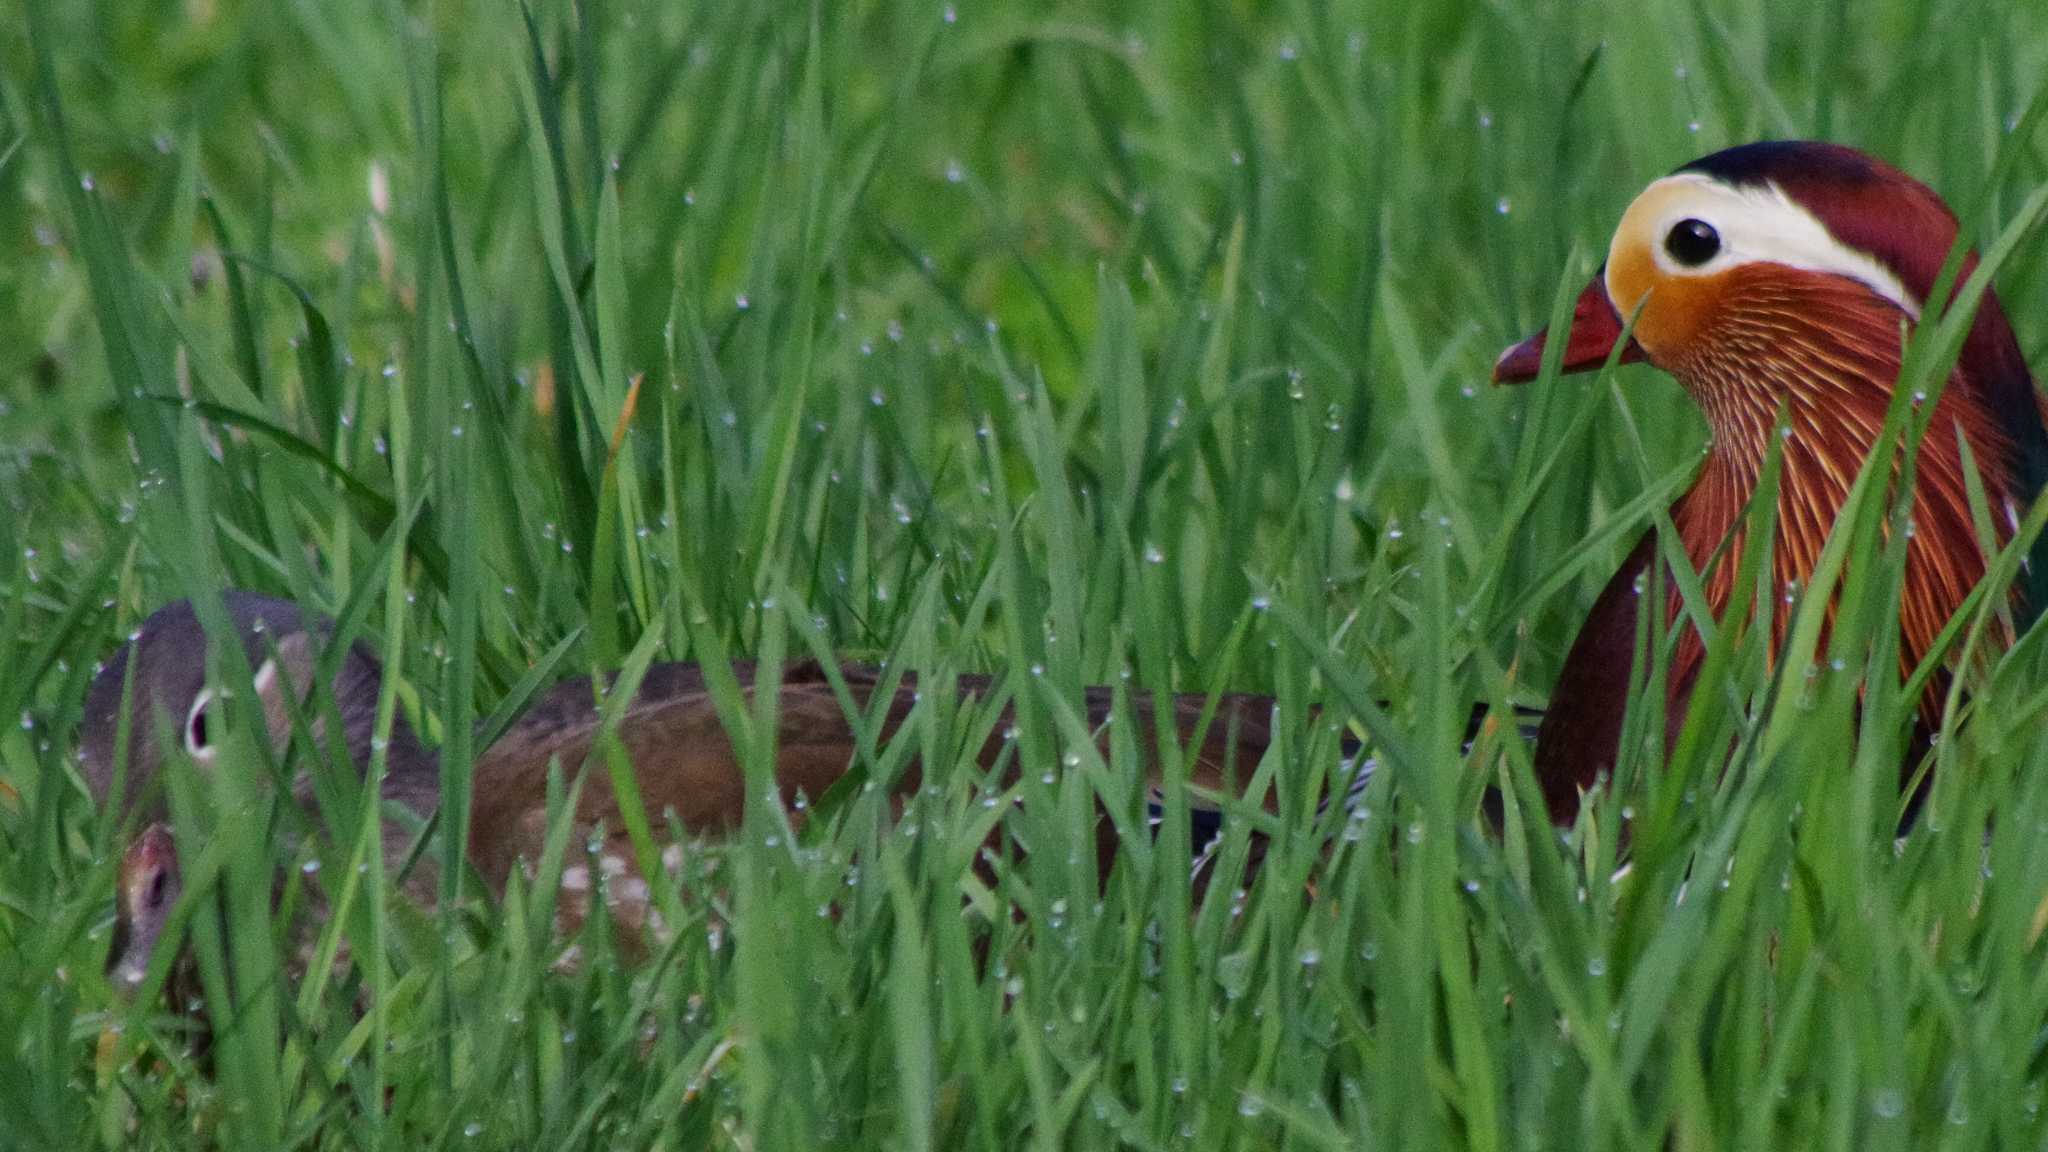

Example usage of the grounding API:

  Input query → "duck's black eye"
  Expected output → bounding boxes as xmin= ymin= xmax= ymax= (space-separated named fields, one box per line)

xmin=1665 ymin=218 xmax=1721 ymax=267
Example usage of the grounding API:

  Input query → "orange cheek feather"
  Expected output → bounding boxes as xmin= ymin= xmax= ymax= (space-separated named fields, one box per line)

xmin=1605 ymin=244 xmax=1728 ymax=366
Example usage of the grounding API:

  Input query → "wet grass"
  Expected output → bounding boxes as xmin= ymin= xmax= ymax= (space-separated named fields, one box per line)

xmin=5 ymin=0 xmax=2048 ymax=1147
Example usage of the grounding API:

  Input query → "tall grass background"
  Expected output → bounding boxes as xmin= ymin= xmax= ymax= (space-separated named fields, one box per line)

xmin=4 ymin=0 xmax=2048 ymax=1148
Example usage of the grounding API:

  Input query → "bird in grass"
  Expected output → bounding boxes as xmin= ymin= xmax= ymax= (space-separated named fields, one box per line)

xmin=82 ymin=141 xmax=2042 ymax=987
xmin=83 ymin=592 xmax=1304 ymax=986
xmin=1493 ymin=140 xmax=2048 ymax=821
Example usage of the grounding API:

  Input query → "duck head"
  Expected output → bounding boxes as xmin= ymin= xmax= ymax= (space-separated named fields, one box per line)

xmin=78 ymin=592 xmax=433 ymax=991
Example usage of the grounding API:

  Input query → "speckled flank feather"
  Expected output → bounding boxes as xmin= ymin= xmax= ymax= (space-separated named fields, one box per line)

xmin=1663 ymin=262 xmax=2015 ymax=711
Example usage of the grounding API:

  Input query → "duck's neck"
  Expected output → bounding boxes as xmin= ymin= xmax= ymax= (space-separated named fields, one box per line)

xmin=318 ymin=649 xmax=444 ymax=818
xmin=1531 ymin=289 xmax=2023 ymax=824
xmin=1665 ymin=308 xmax=2014 ymax=703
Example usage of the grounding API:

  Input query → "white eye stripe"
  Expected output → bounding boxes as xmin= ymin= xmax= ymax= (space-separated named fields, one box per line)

xmin=251 ymin=657 xmax=279 ymax=699
xmin=184 ymin=688 xmax=217 ymax=760
xmin=1623 ymin=172 xmax=1920 ymax=318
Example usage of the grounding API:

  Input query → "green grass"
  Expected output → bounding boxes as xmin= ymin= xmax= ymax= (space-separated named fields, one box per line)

xmin=5 ymin=0 xmax=2048 ymax=1147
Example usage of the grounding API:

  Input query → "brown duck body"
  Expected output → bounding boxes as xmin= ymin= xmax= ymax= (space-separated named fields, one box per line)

xmin=469 ymin=658 xmax=1281 ymax=888
xmin=84 ymin=592 xmax=1290 ymax=978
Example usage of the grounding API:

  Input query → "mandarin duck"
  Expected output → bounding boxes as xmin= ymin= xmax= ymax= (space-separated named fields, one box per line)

xmin=81 ymin=592 xmax=1298 ymax=984
xmin=1494 ymin=140 xmax=2048 ymax=820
